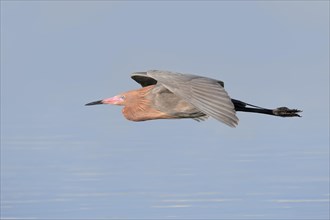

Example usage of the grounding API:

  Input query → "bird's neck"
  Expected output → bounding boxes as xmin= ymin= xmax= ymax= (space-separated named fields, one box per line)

xmin=122 ymin=85 xmax=172 ymax=121
xmin=123 ymin=85 xmax=154 ymax=107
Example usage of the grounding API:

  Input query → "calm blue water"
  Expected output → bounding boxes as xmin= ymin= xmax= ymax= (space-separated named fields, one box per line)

xmin=1 ymin=119 xmax=329 ymax=219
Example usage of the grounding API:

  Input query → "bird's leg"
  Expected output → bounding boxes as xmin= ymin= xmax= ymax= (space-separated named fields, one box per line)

xmin=231 ymin=99 xmax=302 ymax=117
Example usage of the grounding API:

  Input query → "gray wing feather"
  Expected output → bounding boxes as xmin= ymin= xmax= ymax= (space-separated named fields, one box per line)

xmin=144 ymin=70 xmax=238 ymax=127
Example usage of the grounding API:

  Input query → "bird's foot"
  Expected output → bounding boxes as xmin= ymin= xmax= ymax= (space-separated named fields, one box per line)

xmin=273 ymin=107 xmax=302 ymax=117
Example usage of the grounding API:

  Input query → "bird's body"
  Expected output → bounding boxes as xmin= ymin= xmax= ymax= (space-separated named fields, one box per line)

xmin=86 ymin=70 xmax=301 ymax=127
xmin=121 ymin=84 xmax=207 ymax=122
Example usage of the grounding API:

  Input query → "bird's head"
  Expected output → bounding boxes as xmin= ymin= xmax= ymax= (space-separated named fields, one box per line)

xmin=85 ymin=94 xmax=127 ymax=106
xmin=85 ymin=87 xmax=151 ymax=108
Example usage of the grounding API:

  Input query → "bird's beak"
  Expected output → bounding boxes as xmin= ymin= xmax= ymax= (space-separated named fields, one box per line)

xmin=85 ymin=96 xmax=123 ymax=106
xmin=85 ymin=100 xmax=103 ymax=106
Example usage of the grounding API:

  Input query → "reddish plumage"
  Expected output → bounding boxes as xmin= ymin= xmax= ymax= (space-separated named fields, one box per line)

xmin=119 ymin=85 xmax=173 ymax=121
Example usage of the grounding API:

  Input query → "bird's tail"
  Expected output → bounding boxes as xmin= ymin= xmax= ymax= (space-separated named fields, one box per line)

xmin=231 ymin=99 xmax=302 ymax=117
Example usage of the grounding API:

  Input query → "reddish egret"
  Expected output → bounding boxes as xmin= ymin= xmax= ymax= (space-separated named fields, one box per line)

xmin=86 ymin=70 xmax=301 ymax=127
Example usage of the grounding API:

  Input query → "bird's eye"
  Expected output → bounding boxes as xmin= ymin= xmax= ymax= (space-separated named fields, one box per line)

xmin=120 ymin=95 xmax=125 ymax=100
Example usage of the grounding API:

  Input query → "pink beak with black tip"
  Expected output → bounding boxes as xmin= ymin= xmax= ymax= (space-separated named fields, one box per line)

xmin=85 ymin=96 xmax=124 ymax=106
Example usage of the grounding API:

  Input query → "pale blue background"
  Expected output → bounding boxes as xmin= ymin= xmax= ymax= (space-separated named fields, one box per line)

xmin=1 ymin=1 xmax=329 ymax=219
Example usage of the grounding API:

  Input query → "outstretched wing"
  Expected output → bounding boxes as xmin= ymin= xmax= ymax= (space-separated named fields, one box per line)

xmin=132 ymin=70 xmax=238 ymax=127
xmin=131 ymin=71 xmax=224 ymax=87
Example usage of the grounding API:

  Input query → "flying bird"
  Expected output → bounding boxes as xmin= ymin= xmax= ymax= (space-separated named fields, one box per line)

xmin=86 ymin=70 xmax=301 ymax=127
